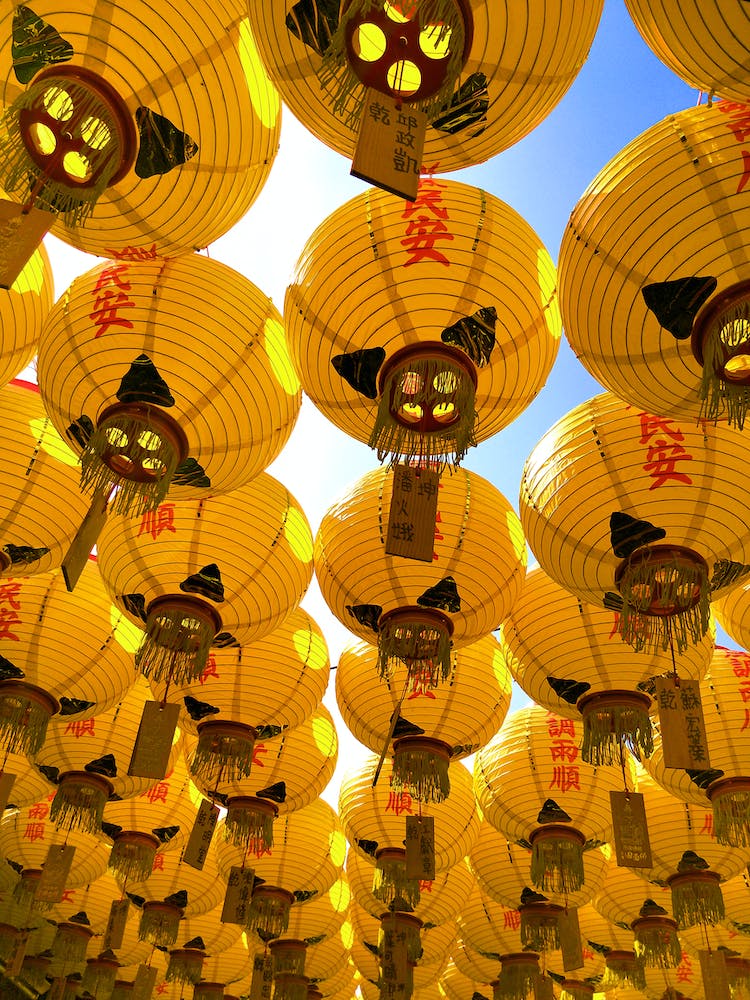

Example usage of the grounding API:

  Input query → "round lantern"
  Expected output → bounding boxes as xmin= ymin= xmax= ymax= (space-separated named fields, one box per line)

xmin=0 ymin=0 xmax=280 ymax=257
xmin=474 ymin=707 xmax=625 ymax=897
xmin=198 ymin=931 xmax=258 ymax=998
xmin=559 ymin=102 xmax=750 ymax=430
xmin=38 ymin=254 xmax=300 ymax=516
xmin=644 ymin=950 xmax=704 ymax=999
xmin=247 ymin=0 xmax=602 ymax=172
xmin=316 ymin=464 xmax=526 ymax=688
xmin=576 ymin=903 xmax=645 ymax=994
xmin=714 ymin=578 xmax=750 ymax=655
xmin=520 ymin=391 xmax=750 ymax=656
xmin=97 ymin=471 xmax=313 ymax=685
xmin=440 ymin=958 xmax=493 ymax=1000
xmin=501 ymin=565 xmax=714 ymax=766
xmin=162 ymin=909 xmax=242 ymax=988
xmin=0 ymin=230 xmax=53 ymax=386
xmin=286 ymin=178 xmax=561 ymax=469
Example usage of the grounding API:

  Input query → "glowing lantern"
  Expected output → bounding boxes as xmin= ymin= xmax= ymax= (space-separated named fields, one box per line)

xmin=643 ymin=950 xmax=704 ymax=999
xmin=501 ymin=566 xmax=714 ymax=766
xmin=440 ymin=958 xmax=493 ymax=1000
xmin=0 ymin=233 xmax=53 ymax=383
xmin=247 ymin=0 xmax=602 ymax=172
xmin=576 ymin=903 xmax=645 ymax=993
xmin=474 ymin=707 xmax=625 ymax=897
xmin=97 ymin=472 xmax=313 ymax=685
xmin=0 ymin=0 xmax=280 ymax=257
xmin=315 ymin=464 xmax=526 ymax=689
xmin=162 ymin=910 xmax=241 ymax=987
xmin=714 ymin=577 xmax=750 ymax=655
xmin=286 ymin=178 xmax=560 ymax=469
xmin=198 ymin=931 xmax=258 ymax=998
xmin=559 ymin=101 xmax=750 ymax=431
xmin=520 ymin=391 xmax=750 ymax=655
xmin=38 ymin=254 xmax=300 ymax=516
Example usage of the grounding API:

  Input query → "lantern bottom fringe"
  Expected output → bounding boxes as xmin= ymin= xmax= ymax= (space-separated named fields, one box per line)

xmin=616 ymin=556 xmax=710 ymax=655
xmin=633 ymin=923 xmax=682 ymax=969
xmin=530 ymin=834 xmax=584 ymax=896
xmin=52 ymin=926 xmax=91 ymax=968
xmin=272 ymin=973 xmax=308 ymax=1000
xmin=377 ymin=617 xmax=452 ymax=688
xmin=520 ymin=909 xmax=561 ymax=952
xmin=19 ymin=956 xmax=52 ymax=994
xmin=12 ymin=876 xmax=40 ymax=914
xmin=373 ymin=857 xmax=421 ymax=910
xmin=82 ymin=963 xmax=119 ymax=998
xmin=390 ymin=746 xmax=450 ymax=805
xmin=0 ymin=691 xmax=50 ymax=755
xmin=80 ymin=415 xmax=178 ymax=517
xmin=166 ymin=950 xmax=205 ymax=986
xmin=192 ymin=729 xmax=256 ymax=787
xmin=270 ymin=943 xmax=307 ymax=977
xmin=50 ymin=779 xmax=108 ymax=835
xmin=316 ymin=0 xmax=464 ymax=130
xmin=369 ymin=355 xmax=477 ymax=471
xmin=602 ymin=957 xmax=646 ymax=991
xmin=246 ymin=889 xmax=293 ymax=941
xmin=225 ymin=802 xmax=275 ymax=852
xmin=494 ymin=959 xmax=540 ymax=1000
xmin=136 ymin=607 xmax=215 ymax=685
xmin=700 ymin=302 xmax=750 ymax=429
xmin=138 ymin=905 xmax=182 ymax=947
xmin=671 ymin=875 xmax=725 ymax=929
xmin=581 ymin=701 xmax=653 ymax=765
xmin=108 ymin=837 xmax=158 ymax=884
xmin=712 ymin=788 xmax=750 ymax=847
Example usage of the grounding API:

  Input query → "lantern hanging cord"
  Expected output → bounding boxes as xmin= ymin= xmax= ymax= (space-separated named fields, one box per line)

xmin=373 ymin=673 xmax=411 ymax=788
xmin=668 ymin=628 xmax=680 ymax=687
xmin=619 ymin=741 xmax=630 ymax=796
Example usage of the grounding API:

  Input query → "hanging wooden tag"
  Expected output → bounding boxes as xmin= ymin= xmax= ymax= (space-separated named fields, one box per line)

xmin=699 ymin=949 xmax=731 ymax=999
xmin=405 ymin=814 xmax=435 ymax=879
xmin=0 ymin=770 xmax=16 ymax=814
xmin=610 ymin=790 xmax=653 ymax=868
xmin=249 ymin=954 xmax=274 ymax=1000
xmin=103 ymin=897 xmax=130 ymax=950
xmin=183 ymin=797 xmax=219 ymax=870
xmin=133 ymin=964 xmax=158 ymax=1000
xmin=62 ymin=492 xmax=109 ymax=592
xmin=5 ymin=929 xmax=29 ymax=976
xmin=533 ymin=976 xmax=555 ymax=1000
xmin=385 ymin=465 xmax=440 ymax=562
xmin=558 ymin=907 xmax=584 ymax=972
xmin=35 ymin=843 xmax=75 ymax=902
xmin=351 ymin=89 xmax=426 ymax=201
xmin=128 ymin=700 xmax=180 ymax=779
xmin=381 ymin=930 xmax=409 ymax=983
xmin=221 ymin=865 xmax=255 ymax=924
xmin=0 ymin=201 xmax=53 ymax=289
xmin=654 ymin=676 xmax=710 ymax=769
xmin=47 ymin=979 xmax=66 ymax=1000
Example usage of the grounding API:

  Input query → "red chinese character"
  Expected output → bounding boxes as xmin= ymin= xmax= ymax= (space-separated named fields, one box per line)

xmin=548 ymin=766 xmax=581 ymax=793
xmin=739 ymin=682 xmax=750 ymax=703
xmin=742 ymin=708 xmax=750 ymax=732
xmin=198 ymin=654 xmax=219 ymax=685
xmin=90 ymin=290 xmax=136 ymax=338
xmin=433 ymin=510 xmax=444 ymax=561
xmin=739 ymin=150 xmax=750 ymax=194
xmin=385 ymin=791 xmax=414 ymax=816
xmin=0 ymin=583 xmax=22 ymax=610
xmin=155 ymin=985 xmax=168 ymax=996
xmin=503 ymin=910 xmax=521 ymax=931
xmin=104 ymin=244 xmax=158 ymax=261
xmin=638 ymin=414 xmax=686 ymax=445
xmin=728 ymin=651 xmax=750 ymax=678
xmin=246 ymin=838 xmax=273 ymax=860
xmin=22 ymin=822 xmax=45 ymax=842
xmin=138 ymin=503 xmax=176 ymax=541
xmin=27 ymin=802 xmax=49 ymax=821
xmin=550 ymin=741 xmax=579 ymax=763
xmin=401 ymin=216 xmax=454 ymax=266
xmin=699 ymin=813 xmax=714 ymax=838
xmin=152 ymin=853 xmax=165 ymax=872
xmin=407 ymin=665 xmax=438 ymax=700
xmin=676 ymin=953 xmax=693 ymax=983
xmin=141 ymin=782 xmax=169 ymax=805
xmin=64 ymin=718 xmax=96 ymax=738
xmin=59 ymin=888 xmax=76 ymax=903
xmin=93 ymin=264 xmax=131 ymax=294
xmin=608 ymin=611 xmax=649 ymax=641
xmin=252 ymin=743 xmax=268 ymax=768
xmin=418 ymin=880 xmax=433 ymax=893
xmin=643 ymin=442 xmax=694 ymax=489
xmin=0 ymin=606 xmax=21 ymax=641
xmin=546 ymin=716 xmax=576 ymax=740
xmin=718 ymin=101 xmax=750 ymax=142
xmin=402 ymin=184 xmax=449 ymax=221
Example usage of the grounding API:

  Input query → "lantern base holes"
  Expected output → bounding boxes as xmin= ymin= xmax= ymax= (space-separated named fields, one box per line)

xmin=49 ymin=772 xmax=112 ymax=835
xmin=373 ymin=851 xmax=421 ymax=909
xmin=668 ymin=869 xmax=724 ymax=930
xmin=709 ymin=780 xmax=750 ymax=848
xmin=165 ymin=948 xmax=205 ymax=986
xmin=579 ymin=691 xmax=653 ymax=766
xmin=601 ymin=953 xmax=646 ymax=992
xmin=698 ymin=287 xmax=750 ymax=429
xmin=529 ymin=826 xmax=585 ymax=896
xmin=136 ymin=597 xmax=220 ymax=686
xmin=391 ymin=735 xmax=450 ymax=804
xmin=138 ymin=901 xmax=183 ymax=947
xmin=192 ymin=721 xmax=258 ymax=787
xmin=224 ymin=797 xmax=278 ymax=853
xmin=247 ymin=886 xmax=294 ymax=941
xmin=519 ymin=902 xmax=562 ymax=952
xmin=632 ymin=909 xmax=681 ymax=970
xmin=108 ymin=832 xmax=159 ymax=884
xmin=0 ymin=681 xmax=57 ymax=755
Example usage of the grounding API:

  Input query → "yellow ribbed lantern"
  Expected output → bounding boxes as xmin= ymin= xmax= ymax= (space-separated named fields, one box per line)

xmin=97 ymin=472 xmax=313 ymax=685
xmin=0 ymin=234 xmax=53 ymax=385
xmin=439 ymin=959 xmax=493 ymax=1000
xmin=161 ymin=909 xmax=242 ymax=988
xmin=316 ymin=465 xmax=526 ymax=688
xmin=0 ymin=1 xmax=280 ymax=256
xmin=247 ymin=0 xmax=602 ymax=172
xmin=520 ymin=391 xmax=750 ymax=655
xmin=559 ymin=102 xmax=750 ymax=430
xmin=38 ymin=254 xmax=300 ymax=515
xmin=625 ymin=3 xmax=750 ymax=102
xmin=501 ymin=566 xmax=714 ymax=766
xmin=474 ymin=707 xmax=625 ymax=897
xmin=0 ymin=555 xmax=139 ymax=756
xmin=197 ymin=931 xmax=258 ymax=998
xmin=286 ymin=179 xmax=560 ymax=469
xmin=576 ymin=903 xmax=644 ymax=994
xmin=644 ymin=951 xmax=704 ymax=999
xmin=714 ymin=577 xmax=750 ymax=652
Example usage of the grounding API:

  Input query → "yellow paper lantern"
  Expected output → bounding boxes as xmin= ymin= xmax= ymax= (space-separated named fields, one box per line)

xmin=38 ymin=253 xmax=300 ymax=515
xmin=162 ymin=908 xmax=242 ymax=988
xmin=0 ymin=235 xmax=53 ymax=386
xmin=439 ymin=959 xmax=493 ymax=1000
xmin=714 ymin=578 xmax=750 ymax=653
xmin=97 ymin=472 xmax=313 ymax=685
xmin=286 ymin=178 xmax=560 ymax=469
xmin=559 ymin=102 xmax=750 ymax=430
xmin=247 ymin=0 xmax=602 ymax=172
xmin=316 ymin=464 xmax=526 ymax=688
xmin=575 ymin=903 xmax=644 ymax=994
xmin=643 ymin=951 xmax=704 ymax=999
xmin=198 ymin=931 xmax=258 ymax=997
xmin=501 ymin=565 xmax=714 ymax=766
xmin=474 ymin=707 xmax=625 ymax=897
xmin=0 ymin=1 xmax=280 ymax=256
xmin=520 ymin=391 xmax=750 ymax=655
xmin=457 ymin=885 xmax=540 ymax=992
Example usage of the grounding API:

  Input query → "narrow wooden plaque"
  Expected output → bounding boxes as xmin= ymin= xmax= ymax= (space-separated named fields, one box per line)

xmin=128 ymin=701 xmax=180 ymax=779
xmin=103 ymin=898 xmax=130 ymax=950
xmin=558 ymin=907 xmax=583 ymax=972
xmin=221 ymin=865 xmax=255 ymax=924
xmin=5 ymin=929 xmax=29 ymax=975
xmin=610 ymin=790 xmax=653 ymax=868
xmin=183 ymin=798 xmax=219 ymax=870
xmin=533 ymin=976 xmax=555 ymax=1000
xmin=699 ymin=949 xmax=731 ymax=999
xmin=351 ymin=89 xmax=426 ymax=201
xmin=47 ymin=979 xmax=65 ymax=1000
xmin=655 ymin=676 xmax=710 ymax=769
xmin=36 ymin=843 xmax=75 ymax=902
xmin=0 ymin=200 xmax=52 ymax=289
xmin=385 ymin=465 xmax=440 ymax=562
xmin=134 ymin=964 xmax=158 ymax=1000
xmin=62 ymin=492 xmax=109 ymax=592
xmin=0 ymin=771 xmax=16 ymax=814
xmin=249 ymin=954 xmax=274 ymax=1000
xmin=405 ymin=815 xmax=435 ymax=880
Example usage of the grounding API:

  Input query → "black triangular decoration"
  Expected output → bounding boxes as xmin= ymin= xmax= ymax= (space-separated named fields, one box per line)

xmin=641 ymin=275 xmax=717 ymax=340
xmin=116 ymin=354 xmax=175 ymax=407
xmin=677 ymin=850 xmax=709 ymax=872
xmin=68 ymin=911 xmax=90 ymax=925
xmin=120 ymin=593 xmax=147 ymax=622
xmin=609 ymin=511 xmax=666 ymax=559
xmin=711 ymin=559 xmax=750 ymax=592
xmin=36 ymin=764 xmax=59 ymax=784
xmin=255 ymin=724 xmax=284 ymax=740
xmin=430 ymin=72 xmax=489 ymax=136
xmin=100 ymin=822 xmax=123 ymax=840
xmin=125 ymin=892 xmax=145 ymax=909
xmin=603 ymin=591 xmax=624 ymax=612
xmin=256 ymin=781 xmax=286 ymax=804
xmin=58 ymin=696 xmax=95 ymax=716
xmin=363 ymin=940 xmax=379 ymax=956
xmin=66 ymin=414 xmax=94 ymax=449
xmin=520 ymin=886 xmax=548 ymax=905
xmin=6 ymin=860 xmax=23 ymax=875
xmin=183 ymin=695 xmax=220 ymax=722
xmin=173 ymin=457 xmax=211 ymax=489
xmin=3 ymin=543 xmax=49 ymax=566
xmin=182 ymin=936 xmax=205 ymax=950
xmin=331 ymin=348 xmax=386 ymax=399
xmin=391 ymin=714 xmax=425 ymax=738
xmin=293 ymin=889 xmax=317 ymax=902
xmin=0 ymin=656 xmax=24 ymax=681
xmin=546 ymin=676 xmax=591 ymax=705
xmin=441 ymin=306 xmax=497 ymax=367
xmin=134 ymin=107 xmax=198 ymax=179
xmin=417 ymin=576 xmax=460 ymax=613
xmin=152 ymin=825 xmax=179 ymax=842
xmin=346 ymin=604 xmax=382 ymax=634
xmin=685 ymin=768 xmax=724 ymax=789
xmin=85 ymin=753 xmax=117 ymax=779
xmin=213 ymin=631 xmax=239 ymax=648
xmin=12 ymin=5 xmax=73 ymax=84
xmin=180 ymin=563 xmax=224 ymax=603
xmin=285 ymin=0 xmax=339 ymax=55
xmin=537 ymin=798 xmax=572 ymax=824
xmin=357 ymin=838 xmax=378 ymax=857
xmin=164 ymin=889 xmax=188 ymax=909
